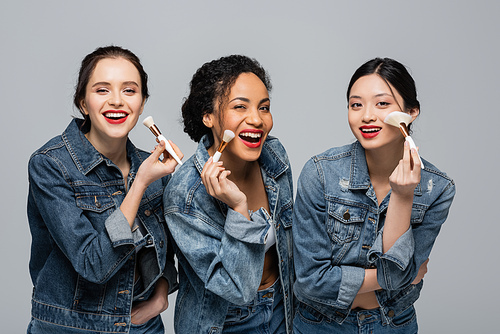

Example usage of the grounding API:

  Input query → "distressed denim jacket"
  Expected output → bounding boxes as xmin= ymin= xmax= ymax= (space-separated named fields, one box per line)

xmin=293 ymin=141 xmax=455 ymax=325
xmin=164 ymin=135 xmax=294 ymax=334
xmin=27 ymin=119 xmax=177 ymax=333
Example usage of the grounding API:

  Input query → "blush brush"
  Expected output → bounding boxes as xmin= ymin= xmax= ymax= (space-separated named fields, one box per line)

xmin=384 ymin=111 xmax=424 ymax=169
xmin=212 ymin=130 xmax=235 ymax=163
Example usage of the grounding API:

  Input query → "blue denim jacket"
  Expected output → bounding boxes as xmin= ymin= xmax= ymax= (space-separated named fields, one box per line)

xmin=293 ymin=141 xmax=455 ymax=325
xmin=27 ymin=119 xmax=177 ymax=332
xmin=164 ymin=135 xmax=294 ymax=333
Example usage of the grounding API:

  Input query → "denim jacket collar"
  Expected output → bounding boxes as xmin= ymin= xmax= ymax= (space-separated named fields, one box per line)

xmin=194 ymin=134 xmax=289 ymax=179
xmin=348 ymin=141 xmax=422 ymax=196
xmin=62 ymin=119 xmax=143 ymax=176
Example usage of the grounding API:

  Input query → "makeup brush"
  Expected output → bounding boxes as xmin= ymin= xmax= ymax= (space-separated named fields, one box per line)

xmin=384 ymin=111 xmax=424 ymax=169
xmin=212 ymin=130 xmax=235 ymax=163
xmin=142 ymin=116 xmax=183 ymax=165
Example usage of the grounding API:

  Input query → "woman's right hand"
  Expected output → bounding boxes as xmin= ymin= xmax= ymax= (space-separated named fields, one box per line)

xmin=389 ymin=141 xmax=421 ymax=199
xmin=201 ymin=157 xmax=249 ymax=219
xmin=382 ymin=142 xmax=421 ymax=253
xmin=136 ymin=140 xmax=184 ymax=188
xmin=120 ymin=140 xmax=183 ymax=228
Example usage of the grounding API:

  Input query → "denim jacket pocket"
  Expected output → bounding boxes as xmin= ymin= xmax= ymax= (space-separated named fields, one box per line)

xmin=276 ymin=203 xmax=293 ymax=257
xmin=143 ymin=187 xmax=165 ymax=223
xmin=73 ymin=274 xmax=108 ymax=312
xmin=327 ymin=202 xmax=367 ymax=244
xmin=153 ymin=205 xmax=166 ymax=223
xmin=224 ymin=305 xmax=252 ymax=324
xmin=76 ymin=193 xmax=115 ymax=226
xmin=276 ymin=200 xmax=293 ymax=229
xmin=76 ymin=193 xmax=115 ymax=213
xmin=410 ymin=205 xmax=426 ymax=225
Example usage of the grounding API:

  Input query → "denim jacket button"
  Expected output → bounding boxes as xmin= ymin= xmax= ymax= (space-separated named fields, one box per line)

xmin=159 ymin=240 xmax=164 ymax=248
xmin=144 ymin=209 xmax=151 ymax=217
xmin=146 ymin=238 xmax=153 ymax=245
xmin=343 ymin=210 xmax=350 ymax=220
xmin=359 ymin=314 xmax=366 ymax=321
xmin=388 ymin=310 xmax=395 ymax=317
xmin=94 ymin=196 xmax=101 ymax=208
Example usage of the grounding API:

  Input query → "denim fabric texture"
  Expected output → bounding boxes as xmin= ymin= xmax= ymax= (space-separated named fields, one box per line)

xmin=164 ymin=135 xmax=294 ymax=334
xmin=223 ymin=279 xmax=286 ymax=334
xmin=293 ymin=141 xmax=455 ymax=326
xmin=27 ymin=314 xmax=165 ymax=334
xmin=293 ymin=302 xmax=417 ymax=333
xmin=27 ymin=119 xmax=177 ymax=333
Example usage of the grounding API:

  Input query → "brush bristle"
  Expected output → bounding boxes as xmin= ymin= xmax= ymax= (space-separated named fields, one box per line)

xmin=222 ymin=130 xmax=235 ymax=142
xmin=384 ymin=111 xmax=412 ymax=128
xmin=142 ymin=116 xmax=155 ymax=128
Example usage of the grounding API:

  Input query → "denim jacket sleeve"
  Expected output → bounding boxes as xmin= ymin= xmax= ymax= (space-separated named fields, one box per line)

xmin=293 ymin=159 xmax=365 ymax=309
xmin=162 ymin=238 xmax=179 ymax=294
xmin=28 ymin=153 xmax=136 ymax=284
xmin=166 ymin=200 xmax=271 ymax=305
xmin=368 ymin=178 xmax=456 ymax=290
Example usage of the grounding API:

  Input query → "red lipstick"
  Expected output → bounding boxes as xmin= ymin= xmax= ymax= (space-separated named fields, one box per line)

xmin=103 ymin=110 xmax=129 ymax=124
xmin=238 ymin=129 xmax=263 ymax=148
xmin=360 ymin=125 xmax=381 ymax=139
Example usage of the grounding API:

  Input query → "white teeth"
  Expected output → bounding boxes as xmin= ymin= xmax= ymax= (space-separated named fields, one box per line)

xmin=361 ymin=128 xmax=380 ymax=133
xmin=240 ymin=132 xmax=262 ymax=138
xmin=105 ymin=112 xmax=127 ymax=118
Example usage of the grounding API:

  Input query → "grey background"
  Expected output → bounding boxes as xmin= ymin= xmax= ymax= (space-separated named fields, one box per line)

xmin=1 ymin=0 xmax=497 ymax=332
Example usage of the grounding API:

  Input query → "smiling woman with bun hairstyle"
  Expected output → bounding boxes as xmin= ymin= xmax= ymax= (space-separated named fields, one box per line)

xmin=27 ymin=45 xmax=183 ymax=333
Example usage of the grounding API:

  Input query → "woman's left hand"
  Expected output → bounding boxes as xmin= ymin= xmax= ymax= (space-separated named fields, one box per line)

xmin=130 ymin=278 xmax=169 ymax=325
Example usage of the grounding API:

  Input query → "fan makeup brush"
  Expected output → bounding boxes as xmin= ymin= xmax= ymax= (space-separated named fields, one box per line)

xmin=383 ymin=111 xmax=424 ymax=169
xmin=212 ymin=130 xmax=235 ymax=163
xmin=142 ymin=116 xmax=183 ymax=165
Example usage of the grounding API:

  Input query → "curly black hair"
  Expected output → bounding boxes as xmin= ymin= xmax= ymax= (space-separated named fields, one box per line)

xmin=181 ymin=55 xmax=272 ymax=142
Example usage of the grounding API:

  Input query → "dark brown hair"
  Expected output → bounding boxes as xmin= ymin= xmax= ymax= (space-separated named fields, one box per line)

xmin=73 ymin=46 xmax=149 ymax=132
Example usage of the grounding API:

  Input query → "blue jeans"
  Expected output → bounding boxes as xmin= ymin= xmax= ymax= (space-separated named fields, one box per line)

xmin=223 ymin=279 xmax=286 ymax=334
xmin=27 ymin=314 xmax=165 ymax=334
xmin=294 ymin=302 xmax=418 ymax=334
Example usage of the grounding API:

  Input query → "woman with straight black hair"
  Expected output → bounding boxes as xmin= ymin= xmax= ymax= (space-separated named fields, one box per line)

xmin=293 ymin=58 xmax=455 ymax=333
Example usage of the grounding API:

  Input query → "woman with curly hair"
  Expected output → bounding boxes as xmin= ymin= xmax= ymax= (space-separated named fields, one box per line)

xmin=164 ymin=55 xmax=294 ymax=333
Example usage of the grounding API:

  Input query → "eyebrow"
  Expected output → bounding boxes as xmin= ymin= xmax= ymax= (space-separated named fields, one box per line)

xmin=229 ymin=97 xmax=270 ymax=104
xmin=123 ymin=81 xmax=140 ymax=87
xmin=349 ymin=93 xmax=393 ymax=100
xmin=91 ymin=82 xmax=110 ymax=88
xmin=91 ymin=81 xmax=140 ymax=88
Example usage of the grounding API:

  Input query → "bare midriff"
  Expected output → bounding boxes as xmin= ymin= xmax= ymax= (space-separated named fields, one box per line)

xmin=351 ymin=291 xmax=380 ymax=310
xmin=258 ymin=244 xmax=280 ymax=290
